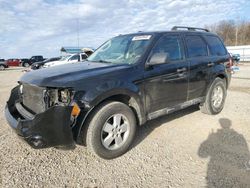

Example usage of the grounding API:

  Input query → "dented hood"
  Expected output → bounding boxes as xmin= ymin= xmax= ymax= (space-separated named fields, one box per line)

xmin=20 ymin=61 xmax=130 ymax=88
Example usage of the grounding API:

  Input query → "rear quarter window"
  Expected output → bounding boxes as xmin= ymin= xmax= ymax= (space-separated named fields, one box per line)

xmin=185 ymin=35 xmax=208 ymax=58
xmin=204 ymin=35 xmax=227 ymax=56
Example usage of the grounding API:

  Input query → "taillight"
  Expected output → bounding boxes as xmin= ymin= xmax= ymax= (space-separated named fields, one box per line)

xmin=229 ymin=57 xmax=233 ymax=67
xmin=227 ymin=54 xmax=233 ymax=68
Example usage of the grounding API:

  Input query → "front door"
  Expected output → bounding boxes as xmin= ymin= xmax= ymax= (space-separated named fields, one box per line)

xmin=143 ymin=34 xmax=188 ymax=118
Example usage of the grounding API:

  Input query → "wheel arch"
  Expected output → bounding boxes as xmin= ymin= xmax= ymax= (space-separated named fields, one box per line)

xmin=74 ymin=90 xmax=146 ymax=145
xmin=204 ymin=72 xmax=227 ymax=97
xmin=216 ymin=73 xmax=228 ymax=88
xmin=200 ymin=73 xmax=228 ymax=115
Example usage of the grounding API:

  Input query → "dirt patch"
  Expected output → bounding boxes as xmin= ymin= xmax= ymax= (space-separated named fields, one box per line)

xmin=229 ymin=86 xmax=250 ymax=94
xmin=0 ymin=67 xmax=250 ymax=187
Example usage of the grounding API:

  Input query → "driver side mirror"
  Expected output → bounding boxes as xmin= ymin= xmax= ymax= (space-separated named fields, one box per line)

xmin=147 ymin=53 xmax=169 ymax=66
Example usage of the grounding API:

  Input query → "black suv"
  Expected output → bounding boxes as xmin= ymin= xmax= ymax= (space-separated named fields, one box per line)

xmin=5 ymin=26 xmax=232 ymax=159
xmin=21 ymin=56 xmax=45 ymax=67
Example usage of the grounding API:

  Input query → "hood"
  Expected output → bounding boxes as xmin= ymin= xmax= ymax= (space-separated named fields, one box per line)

xmin=20 ymin=61 xmax=131 ymax=88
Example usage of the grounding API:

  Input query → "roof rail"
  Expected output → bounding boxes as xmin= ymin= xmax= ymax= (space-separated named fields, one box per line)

xmin=171 ymin=26 xmax=209 ymax=32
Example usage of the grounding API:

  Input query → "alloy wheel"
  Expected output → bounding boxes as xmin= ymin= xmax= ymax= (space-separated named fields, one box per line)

xmin=101 ymin=114 xmax=130 ymax=150
xmin=211 ymin=85 xmax=224 ymax=108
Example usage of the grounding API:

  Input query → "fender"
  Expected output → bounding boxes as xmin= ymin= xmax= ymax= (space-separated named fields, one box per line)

xmin=81 ymin=86 xmax=145 ymax=123
xmin=74 ymin=84 xmax=146 ymax=143
xmin=78 ymin=79 xmax=143 ymax=109
xmin=213 ymin=63 xmax=229 ymax=86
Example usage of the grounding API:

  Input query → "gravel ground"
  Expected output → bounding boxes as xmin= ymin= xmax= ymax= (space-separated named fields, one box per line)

xmin=0 ymin=65 xmax=250 ymax=187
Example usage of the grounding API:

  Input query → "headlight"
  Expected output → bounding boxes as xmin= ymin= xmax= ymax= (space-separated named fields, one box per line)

xmin=59 ymin=89 xmax=71 ymax=104
xmin=45 ymin=88 xmax=81 ymax=121
xmin=46 ymin=88 xmax=73 ymax=107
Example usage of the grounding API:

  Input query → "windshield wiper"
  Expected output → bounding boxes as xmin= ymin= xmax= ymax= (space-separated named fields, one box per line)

xmin=96 ymin=59 xmax=112 ymax=64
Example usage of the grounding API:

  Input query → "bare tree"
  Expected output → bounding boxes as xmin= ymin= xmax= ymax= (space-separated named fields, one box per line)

xmin=205 ymin=19 xmax=250 ymax=46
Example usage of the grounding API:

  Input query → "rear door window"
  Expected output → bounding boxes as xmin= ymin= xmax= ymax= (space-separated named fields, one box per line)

xmin=204 ymin=36 xmax=227 ymax=56
xmin=185 ymin=35 xmax=208 ymax=58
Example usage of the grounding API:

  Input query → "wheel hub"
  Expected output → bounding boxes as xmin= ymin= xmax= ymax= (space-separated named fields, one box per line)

xmin=101 ymin=114 xmax=130 ymax=150
xmin=211 ymin=85 xmax=223 ymax=108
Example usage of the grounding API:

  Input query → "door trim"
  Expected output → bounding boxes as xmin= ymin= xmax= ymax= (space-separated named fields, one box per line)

xmin=147 ymin=97 xmax=204 ymax=120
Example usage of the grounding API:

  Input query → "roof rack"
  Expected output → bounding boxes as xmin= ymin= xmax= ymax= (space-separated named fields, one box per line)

xmin=171 ymin=26 xmax=209 ymax=32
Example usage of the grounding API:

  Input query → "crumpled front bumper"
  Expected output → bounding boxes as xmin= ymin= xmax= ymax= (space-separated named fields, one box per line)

xmin=5 ymin=86 xmax=75 ymax=149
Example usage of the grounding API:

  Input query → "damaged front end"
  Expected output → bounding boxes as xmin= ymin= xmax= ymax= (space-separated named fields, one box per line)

xmin=5 ymin=84 xmax=81 ymax=149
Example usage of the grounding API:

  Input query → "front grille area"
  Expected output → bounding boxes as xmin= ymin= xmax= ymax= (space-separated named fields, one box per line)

xmin=22 ymin=84 xmax=46 ymax=114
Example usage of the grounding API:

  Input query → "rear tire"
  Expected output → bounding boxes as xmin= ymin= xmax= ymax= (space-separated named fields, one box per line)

xmin=200 ymin=78 xmax=227 ymax=115
xmin=85 ymin=101 xmax=137 ymax=159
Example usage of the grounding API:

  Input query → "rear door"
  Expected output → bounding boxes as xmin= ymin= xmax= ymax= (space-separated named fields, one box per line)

xmin=203 ymin=35 xmax=230 ymax=72
xmin=184 ymin=35 xmax=212 ymax=100
xmin=14 ymin=59 xmax=20 ymax=66
xmin=7 ymin=59 xmax=13 ymax=66
xmin=9 ymin=59 xmax=18 ymax=66
xmin=143 ymin=34 xmax=188 ymax=117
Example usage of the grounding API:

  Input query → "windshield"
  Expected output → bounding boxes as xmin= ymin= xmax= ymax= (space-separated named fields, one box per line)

xmin=43 ymin=58 xmax=51 ymax=63
xmin=59 ymin=55 xmax=71 ymax=61
xmin=88 ymin=35 xmax=152 ymax=64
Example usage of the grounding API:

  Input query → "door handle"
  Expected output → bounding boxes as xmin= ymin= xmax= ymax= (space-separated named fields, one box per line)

xmin=207 ymin=62 xmax=214 ymax=67
xmin=177 ymin=67 xmax=187 ymax=73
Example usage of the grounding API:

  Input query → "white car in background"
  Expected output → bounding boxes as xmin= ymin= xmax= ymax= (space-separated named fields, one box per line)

xmin=43 ymin=53 xmax=88 ymax=68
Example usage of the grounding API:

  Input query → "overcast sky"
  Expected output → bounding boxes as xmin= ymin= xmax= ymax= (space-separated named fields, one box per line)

xmin=0 ymin=0 xmax=249 ymax=59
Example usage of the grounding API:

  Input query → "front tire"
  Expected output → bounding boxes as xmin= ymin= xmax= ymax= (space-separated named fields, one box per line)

xmin=85 ymin=101 xmax=137 ymax=159
xmin=0 ymin=65 xmax=5 ymax=70
xmin=23 ymin=62 xmax=30 ymax=67
xmin=200 ymin=78 xmax=227 ymax=115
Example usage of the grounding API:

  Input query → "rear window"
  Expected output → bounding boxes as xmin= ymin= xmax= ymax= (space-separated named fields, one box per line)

xmin=186 ymin=35 xmax=208 ymax=58
xmin=204 ymin=36 xmax=227 ymax=56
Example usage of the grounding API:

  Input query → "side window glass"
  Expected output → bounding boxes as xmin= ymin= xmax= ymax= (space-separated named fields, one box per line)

xmin=204 ymin=36 xmax=227 ymax=56
xmin=149 ymin=35 xmax=183 ymax=62
xmin=186 ymin=36 xmax=208 ymax=58
xmin=69 ymin=55 xmax=79 ymax=61
xmin=81 ymin=54 xmax=88 ymax=60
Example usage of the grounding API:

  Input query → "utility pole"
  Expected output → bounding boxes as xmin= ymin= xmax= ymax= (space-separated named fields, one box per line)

xmin=235 ymin=25 xmax=238 ymax=46
xmin=235 ymin=16 xmax=240 ymax=46
xmin=76 ymin=2 xmax=80 ymax=48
